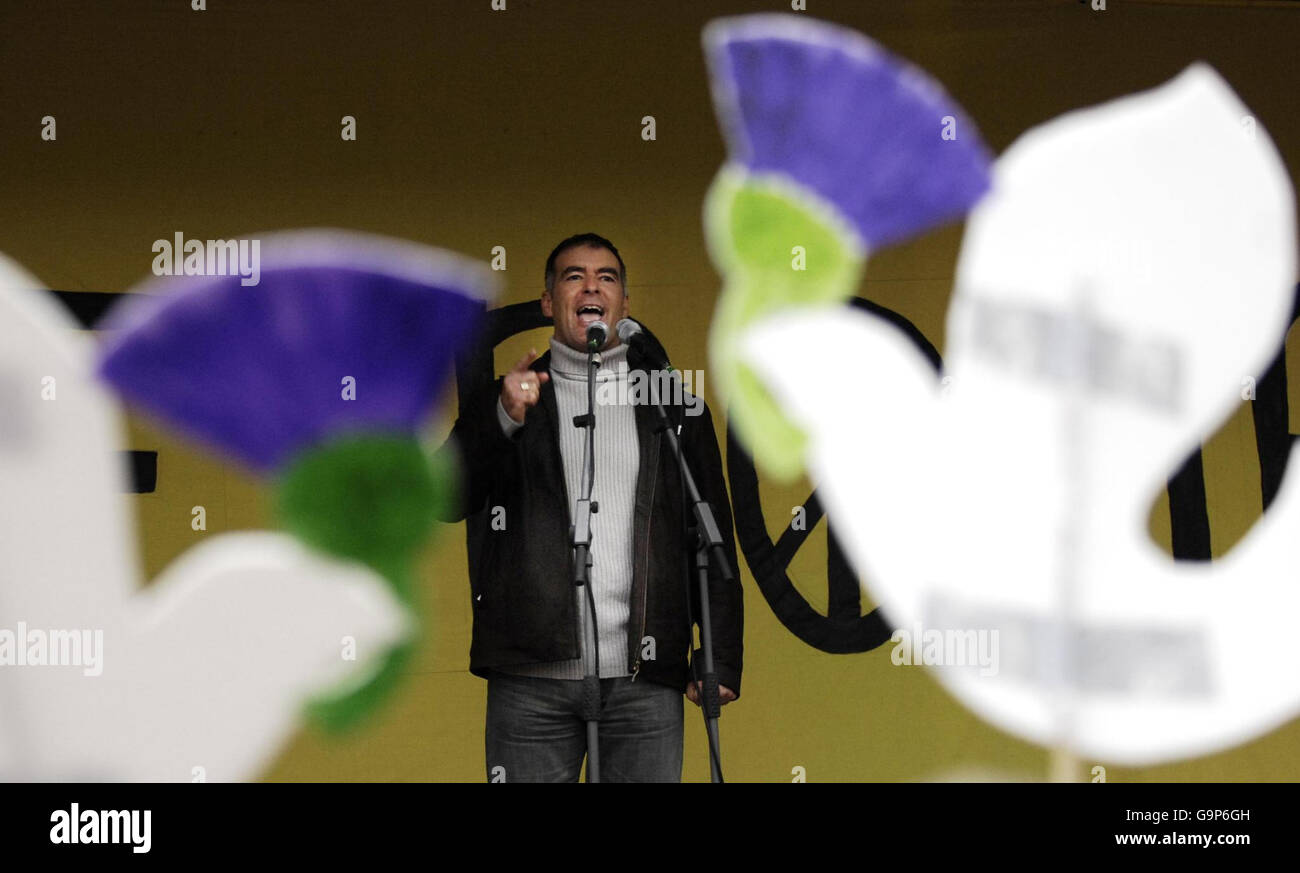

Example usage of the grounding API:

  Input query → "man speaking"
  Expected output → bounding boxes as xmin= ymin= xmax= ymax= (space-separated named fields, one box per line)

xmin=439 ymin=233 xmax=743 ymax=782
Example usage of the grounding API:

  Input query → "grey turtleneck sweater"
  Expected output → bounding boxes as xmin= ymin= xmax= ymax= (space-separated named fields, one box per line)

xmin=493 ymin=338 xmax=639 ymax=680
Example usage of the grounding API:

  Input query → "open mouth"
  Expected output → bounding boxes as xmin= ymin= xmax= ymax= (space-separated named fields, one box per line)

xmin=576 ymin=303 xmax=605 ymax=327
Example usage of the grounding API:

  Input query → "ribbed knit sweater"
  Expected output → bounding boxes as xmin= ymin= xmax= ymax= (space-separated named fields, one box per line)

xmin=493 ymin=338 xmax=639 ymax=679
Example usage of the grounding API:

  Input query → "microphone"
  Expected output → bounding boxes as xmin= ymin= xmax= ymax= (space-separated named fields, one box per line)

xmin=586 ymin=320 xmax=608 ymax=353
xmin=615 ymin=318 xmax=672 ymax=372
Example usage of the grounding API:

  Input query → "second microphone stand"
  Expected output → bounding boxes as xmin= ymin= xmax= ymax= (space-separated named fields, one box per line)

xmin=645 ymin=367 xmax=733 ymax=783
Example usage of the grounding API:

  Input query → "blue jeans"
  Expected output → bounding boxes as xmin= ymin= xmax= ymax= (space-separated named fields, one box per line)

xmin=485 ymin=672 xmax=684 ymax=782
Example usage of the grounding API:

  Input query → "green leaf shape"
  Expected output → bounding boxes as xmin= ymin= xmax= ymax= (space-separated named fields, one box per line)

xmin=705 ymin=166 xmax=865 ymax=481
xmin=276 ymin=433 xmax=457 ymax=732
xmin=305 ymin=638 xmax=418 ymax=735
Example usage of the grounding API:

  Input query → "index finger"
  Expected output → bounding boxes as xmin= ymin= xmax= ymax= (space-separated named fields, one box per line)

xmin=510 ymin=348 xmax=538 ymax=374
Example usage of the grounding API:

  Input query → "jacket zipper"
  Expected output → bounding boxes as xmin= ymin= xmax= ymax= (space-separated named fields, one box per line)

xmin=539 ymin=363 xmax=584 ymax=662
xmin=630 ymin=430 xmax=660 ymax=682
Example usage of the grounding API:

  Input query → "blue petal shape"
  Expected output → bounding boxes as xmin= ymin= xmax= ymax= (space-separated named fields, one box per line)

xmin=98 ymin=230 xmax=494 ymax=473
xmin=704 ymin=14 xmax=993 ymax=249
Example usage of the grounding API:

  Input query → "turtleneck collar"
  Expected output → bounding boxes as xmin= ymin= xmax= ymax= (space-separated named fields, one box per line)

xmin=548 ymin=337 xmax=629 ymax=380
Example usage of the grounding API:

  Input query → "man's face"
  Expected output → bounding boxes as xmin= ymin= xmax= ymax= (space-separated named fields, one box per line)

xmin=541 ymin=244 xmax=629 ymax=352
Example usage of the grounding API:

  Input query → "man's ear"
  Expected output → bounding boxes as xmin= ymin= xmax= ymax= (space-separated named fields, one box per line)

xmin=540 ymin=290 xmax=552 ymax=318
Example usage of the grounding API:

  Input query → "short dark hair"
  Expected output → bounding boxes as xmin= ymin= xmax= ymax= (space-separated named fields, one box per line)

xmin=544 ymin=232 xmax=627 ymax=294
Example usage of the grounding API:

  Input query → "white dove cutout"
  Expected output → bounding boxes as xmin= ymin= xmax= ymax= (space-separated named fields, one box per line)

xmin=0 ymin=253 xmax=409 ymax=782
xmin=738 ymin=64 xmax=1300 ymax=764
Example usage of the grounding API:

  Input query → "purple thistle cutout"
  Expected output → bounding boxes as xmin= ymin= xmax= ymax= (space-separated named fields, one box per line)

xmin=704 ymin=14 xmax=993 ymax=248
xmin=98 ymin=230 xmax=494 ymax=473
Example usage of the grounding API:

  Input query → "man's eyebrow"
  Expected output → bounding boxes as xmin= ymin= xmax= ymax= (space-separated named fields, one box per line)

xmin=560 ymin=265 xmax=621 ymax=277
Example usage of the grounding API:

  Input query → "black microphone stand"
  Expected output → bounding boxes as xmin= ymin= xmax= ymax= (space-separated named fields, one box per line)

xmin=639 ymin=349 xmax=732 ymax=784
xmin=570 ymin=328 xmax=604 ymax=782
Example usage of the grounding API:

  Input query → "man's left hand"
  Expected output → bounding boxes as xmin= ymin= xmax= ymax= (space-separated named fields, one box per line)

xmin=685 ymin=681 xmax=736 ymax=707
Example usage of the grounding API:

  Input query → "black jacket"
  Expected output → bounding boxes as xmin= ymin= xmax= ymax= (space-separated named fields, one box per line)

xmin=438 ymin=350 xmax=743 ymax=696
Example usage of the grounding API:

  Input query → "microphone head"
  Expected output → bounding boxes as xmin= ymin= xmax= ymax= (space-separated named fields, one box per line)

xmin=615 ymin=318 xmax=643 ymax=344
xmin=586 ymin=320 xmax=609 ymax=351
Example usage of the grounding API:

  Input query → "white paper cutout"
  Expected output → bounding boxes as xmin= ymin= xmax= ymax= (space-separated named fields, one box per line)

xmin=738 ymin=65 xmax=1300 ymax=764
xmin=0 ymin=254 xmax=409 ymax=781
